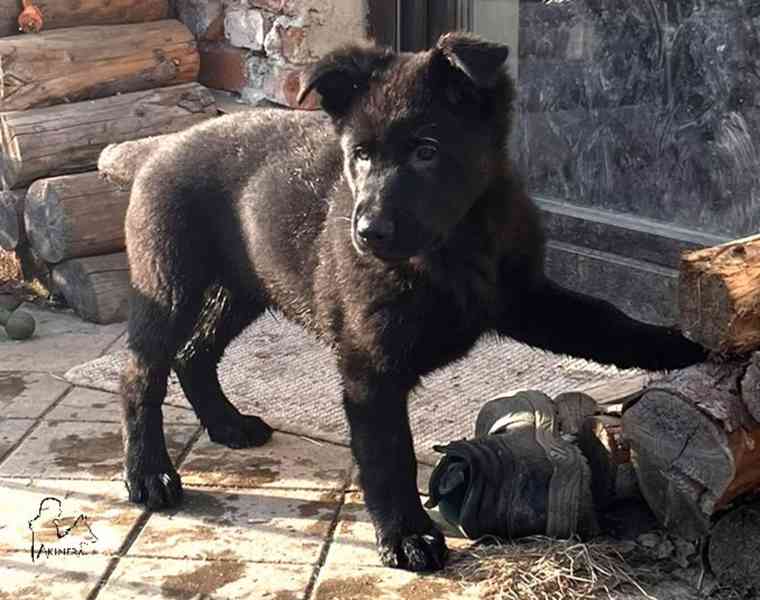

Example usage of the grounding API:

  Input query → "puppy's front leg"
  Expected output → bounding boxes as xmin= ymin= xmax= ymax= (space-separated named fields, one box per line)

xmin=340 ymin=362 xmax=447 ymax=571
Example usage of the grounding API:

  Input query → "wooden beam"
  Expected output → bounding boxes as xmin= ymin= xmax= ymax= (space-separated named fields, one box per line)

xmin=679 ymin=234 xmax=760 ymax=354
xmin=0 ymin=1 xmax=21 ymax=37
xmin=0 ymin=19 xmax=198 ymax=111
xmin=0 ymin=82 xmax=216 ymax=188
xmin=17 ymin=0 xmax=169 ymax=33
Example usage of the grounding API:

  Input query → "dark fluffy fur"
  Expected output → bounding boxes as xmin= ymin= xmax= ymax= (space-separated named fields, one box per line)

xmin=121 ymin=33 xmax=705 ymax=572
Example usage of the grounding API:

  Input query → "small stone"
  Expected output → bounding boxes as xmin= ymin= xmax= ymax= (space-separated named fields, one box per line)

xmin=225 ymin=7 xmax=265 ymax=50
xmin=243 ymin=56 xmax=319 ymax=109
xmin=177 ymin=0 xmax=224 ymax=39
xmin=264 ymin=15 xmax=312 ymax=64
xmin=250 ymin=0 xmax=301 ymax=16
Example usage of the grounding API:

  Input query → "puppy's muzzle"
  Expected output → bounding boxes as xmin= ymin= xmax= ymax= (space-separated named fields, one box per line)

xmin=355 ymin=214 xmax=396 ymax=257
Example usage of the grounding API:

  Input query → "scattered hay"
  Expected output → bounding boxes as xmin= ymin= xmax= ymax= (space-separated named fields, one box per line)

xmin=0 ymin=248 xmax=20 ymax=283
xmin=450 ymin=536 xmax=660 ymax=600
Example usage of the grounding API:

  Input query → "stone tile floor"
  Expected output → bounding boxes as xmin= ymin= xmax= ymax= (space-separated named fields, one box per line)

xmin=0 ymin=305 xmax=483 ymax=599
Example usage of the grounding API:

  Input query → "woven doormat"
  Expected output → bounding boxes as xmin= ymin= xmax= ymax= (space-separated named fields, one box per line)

xmin=65 ymin=312 xmax=642 ymax=464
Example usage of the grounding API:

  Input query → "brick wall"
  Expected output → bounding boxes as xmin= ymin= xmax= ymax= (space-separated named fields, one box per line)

xmin=176 ymin=0 xmax=368 ymax=109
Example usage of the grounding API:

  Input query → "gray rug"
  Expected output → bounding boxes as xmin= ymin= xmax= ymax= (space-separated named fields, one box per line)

xmin=65 ymin=313 xmax=643 ymax=464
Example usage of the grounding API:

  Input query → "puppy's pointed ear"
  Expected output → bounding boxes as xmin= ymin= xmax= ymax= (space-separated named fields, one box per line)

xmin=298 ymin=45 xmax=392 ymax=118
xmin=436 ymin=32 xmax=509 ymax=88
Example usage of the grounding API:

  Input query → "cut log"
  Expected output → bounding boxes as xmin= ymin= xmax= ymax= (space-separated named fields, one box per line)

xmin=0 ymin=188 xmax=25 ymax=250
xmin=0 ymin=19 xmax=199 ymax=111
xmin=52 ymin=252 xmax=130 ymax=324
xmin=18 ymin=0 xmax=169 ymax=33
xmin=679 ymin=234 xmax=760 ymax=354
xmin=0 ymin=1 xmax=20 ymax=37
xmin=708 ymin=500 xmax=760 ymax=595
xmin=98 ymin=134 xmax=173 ymax=186
xmin=622 ymin=359 xmax=760 ymax=540
xmin=581 ymin=374 xmax=650 ymax=414
xmin=0 ymin=82 xmax=216 ymax=188
xmin=25 ymin=172 xmax=129 ymax=263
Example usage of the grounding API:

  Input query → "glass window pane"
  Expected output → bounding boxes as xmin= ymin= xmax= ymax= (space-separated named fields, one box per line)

xmin=471 ymin=1 xmax=760 ymax=238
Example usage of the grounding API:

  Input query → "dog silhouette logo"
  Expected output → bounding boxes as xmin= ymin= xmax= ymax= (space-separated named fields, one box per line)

xmin=28 ymin=497 xmax=98 ymax=562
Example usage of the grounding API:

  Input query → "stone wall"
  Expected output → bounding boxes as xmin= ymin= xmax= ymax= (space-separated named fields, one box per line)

xmin=176 ymin=0 xmax=368 ymax=108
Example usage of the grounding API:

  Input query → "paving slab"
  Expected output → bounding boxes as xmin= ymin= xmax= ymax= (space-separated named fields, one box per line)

xmin=0 ymin=371 xmax=70 ymax=418
xmin=99 ymin=557 xmax=314 ymax=600
xmin=0 ymin=304 xmax=125 ymax=372
xmin=45 ymin=386 xmax=198 ymax=424
xmin=128 ymin=486 xmax=340 ymax=564
xmin=181 ymin=431 xmax=353 ymax=490
xmin=0 ymin=418 xmax=34 ymax=462
xmin=311 ymin=564 xmax=485 ymax=600
xmin=325 ymin=492 xmax=470 ymax=569
xmin=0 ymin=553 xmax=112 ymax=600
xmin=0 ymin=421 xmax=198 ymax=479
xmin=0 ymin=478 xmax=144 ymax=555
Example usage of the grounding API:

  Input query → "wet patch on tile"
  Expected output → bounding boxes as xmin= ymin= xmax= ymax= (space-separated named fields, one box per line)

xmin=0 ymin=372 xmax=69 ymax=418
xmin=0 ymin=478 xmax=144 ymax=555
xmin=98 ymin=558 xmax=314 ymax=600
xmin=180 ymin=432 xmax=352 ymax=490
xmin=312 ymin=566 xmax=480 ymax=600
xmin=0 ymin=421 xmax=198 ymax=479
xmin=128 ymin=487 xmax=339 ymax=564
xmin=0 ymin=553 xmax=111 ymax=600
xmin=45 ymin=387 xmax=197 ymax=424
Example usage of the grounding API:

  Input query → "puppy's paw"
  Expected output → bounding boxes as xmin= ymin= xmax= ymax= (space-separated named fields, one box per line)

xmin=377 ymin=524 xmax=448 ymax=572
xmin=125 ymin=467 xmax=183 ymax=510
xmin=208 ymin=414 xmax=273 ymax=449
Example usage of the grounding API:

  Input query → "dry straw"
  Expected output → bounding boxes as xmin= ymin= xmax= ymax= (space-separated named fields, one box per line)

xmin=450 ymin=536 xmax=660 ymax=600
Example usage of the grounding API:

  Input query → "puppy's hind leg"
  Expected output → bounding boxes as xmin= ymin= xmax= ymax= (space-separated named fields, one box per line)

xmin=122 ymin=286 xmax=203 ymax=510
xmin=173 ymin=285 xmax=273 ymax=449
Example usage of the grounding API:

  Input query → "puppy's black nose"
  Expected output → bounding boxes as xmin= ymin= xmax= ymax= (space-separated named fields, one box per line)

xmin=356 ymin=214 xmax=395 ymax=249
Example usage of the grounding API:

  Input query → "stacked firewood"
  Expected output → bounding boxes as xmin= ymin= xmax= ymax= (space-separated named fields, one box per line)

xmin=0 ymin=1 xmax=221 ymax=323
xmin=622 ymin=239 xmax=760 ymax=593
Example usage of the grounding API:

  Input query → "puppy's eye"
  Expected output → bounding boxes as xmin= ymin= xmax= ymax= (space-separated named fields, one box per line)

xmin=413 ymin=144 xmax=438 ymax=162
xmin=354 ymin=146 xmax=371 ymax=162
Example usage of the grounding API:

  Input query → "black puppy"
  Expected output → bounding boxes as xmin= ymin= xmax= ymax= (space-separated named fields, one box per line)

xmin=121 ymin=33 xmax=704 ymax=572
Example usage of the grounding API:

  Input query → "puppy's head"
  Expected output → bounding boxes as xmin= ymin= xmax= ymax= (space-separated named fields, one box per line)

xmin=299 ymin=33 xmax=513 ymax=261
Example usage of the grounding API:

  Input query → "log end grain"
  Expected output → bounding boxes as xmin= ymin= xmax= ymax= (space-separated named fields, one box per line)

xmin=25 ymin=172 xmax=129 ymax=263
xmin=17 ymin=3 xmax=42 ymax=33
xmin=25 ymin=177 xmax=66 ymax=263
xmin=679 ymin=237 xmax=760 ymax=354
xmin=52 ymin=253 xmax=130 ymax=324
xmin=623 ymin=389 xmax=733 ymax=539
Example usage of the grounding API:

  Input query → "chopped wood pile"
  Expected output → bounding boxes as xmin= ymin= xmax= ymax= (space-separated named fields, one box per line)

xmin=620 ymin=235 xmax=760 ymax=595
xmin=0 ymin=2 xmax=225 ymax=323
